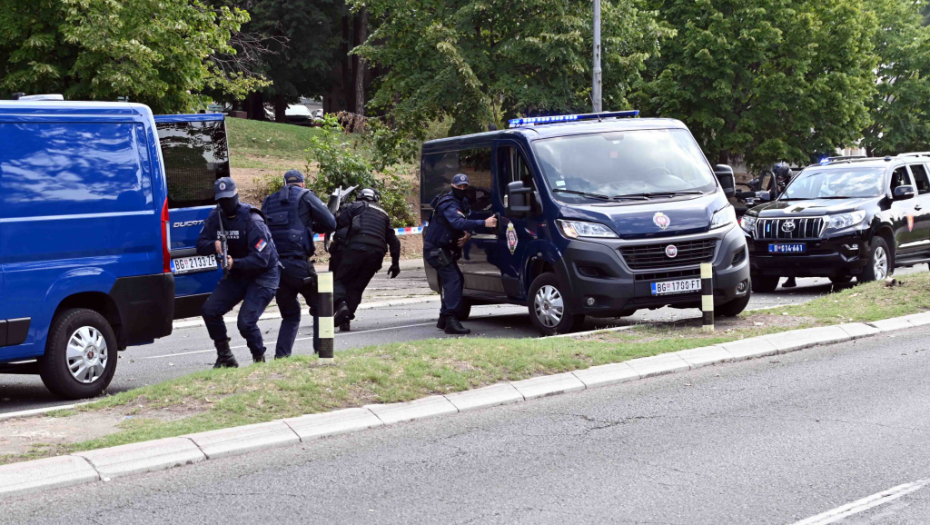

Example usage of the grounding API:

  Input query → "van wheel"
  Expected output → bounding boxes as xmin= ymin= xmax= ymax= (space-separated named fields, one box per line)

xmin=39 ymin=309 xmax=118 ymax=400
xmin=528 ymin=273 xmax=585 ymax=336
xmin=715 ymin=291 xmax=751 ymax=318
xmin=751 ymin=275 xmax=779 ymax=293
xmin=860 ymin=238 xmax=892 ymax=282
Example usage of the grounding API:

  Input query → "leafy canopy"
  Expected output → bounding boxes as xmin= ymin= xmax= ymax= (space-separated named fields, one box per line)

xmin=635 ymin=0 xmax=877 ymax=169
xmin=0 ymin=0 xmax=265 ymax=113
xmin=353 ymin=0 xmax=670 ymax=137
xmin=862 ymin=0 xmax=930 ymax=155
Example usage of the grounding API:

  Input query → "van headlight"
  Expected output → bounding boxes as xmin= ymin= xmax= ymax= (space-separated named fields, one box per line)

xmin=826 ymin=211 xmax=866 ymax=231
xmin=711 ymin=205 xmax=737 ymax=230
xmin=557 ymin=220 xmax=618 ymax=239
xmin=739 ymin=214 xmax=757 ymax=234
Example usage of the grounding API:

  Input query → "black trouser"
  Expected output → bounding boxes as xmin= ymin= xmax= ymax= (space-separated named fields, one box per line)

xmin=202 ymin=273 xmax=277 ymax=358
xmin=333 ymin=244 xmax=386 ymax=315
xmin=274 ymin=257 xmax=318 ymax=358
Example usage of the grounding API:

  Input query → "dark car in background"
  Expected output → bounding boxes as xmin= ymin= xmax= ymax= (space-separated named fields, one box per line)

xmin=740 ymin=157 xmax=930 ymax=292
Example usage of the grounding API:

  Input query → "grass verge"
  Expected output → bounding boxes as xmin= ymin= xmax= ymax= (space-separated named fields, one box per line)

xmin=6 ymin=273 xmax=929 ymax=463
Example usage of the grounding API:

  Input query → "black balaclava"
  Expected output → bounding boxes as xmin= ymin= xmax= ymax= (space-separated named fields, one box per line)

xmin=219 ymin=195 xmax=239 ymax=217
xmin=452 ymin=187 xmax=467 ymax=201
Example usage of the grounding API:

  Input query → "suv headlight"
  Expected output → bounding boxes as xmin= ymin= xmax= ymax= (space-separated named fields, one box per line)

xmin=557 ymin=219 xmax=618 ymax=239
xmin=739 ymin=214 xmax=757 ymax=234
xmin=711 ymin=205 xmax=737 ymax=230
xmin=826 ymin=211 xmax=866 ymax=231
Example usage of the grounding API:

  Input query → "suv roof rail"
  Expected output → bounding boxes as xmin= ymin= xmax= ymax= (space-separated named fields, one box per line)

xmin=814 ymin=157 xmax=889 ymax=166
xmin=898 ymin=151 xmax=930 ymax=158
xmin=14 ymin=94 xmax=65 ymax=101
xmin=508 ymin=110 xmax=639 ymax=129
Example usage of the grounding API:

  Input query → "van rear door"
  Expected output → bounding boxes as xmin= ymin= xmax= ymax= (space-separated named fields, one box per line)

xmin=154 ymin=114 xmax=228 ymax=319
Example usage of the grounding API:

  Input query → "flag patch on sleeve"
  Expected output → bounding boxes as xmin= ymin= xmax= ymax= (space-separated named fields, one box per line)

xmin=256 ymin=239 xmax=267 ymax=252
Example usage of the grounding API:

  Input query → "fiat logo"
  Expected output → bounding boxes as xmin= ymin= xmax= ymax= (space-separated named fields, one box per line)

xmin=781 ymin=220 xmax=796 ymax=233
xmin=665 ymin=245 xmax=678 ymax=258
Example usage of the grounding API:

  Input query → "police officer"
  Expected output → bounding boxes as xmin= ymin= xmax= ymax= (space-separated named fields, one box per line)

xmin=197 ymin=177 xmax=280 ymax=368
xmin=262 ymin=170 xmax=336 ymax=358
xmin=332 ymin=189 xmax=402 ymax=330
xmin=424 ymin=174 xmax=497 ymax=335
xmin=328 ymin=225 xmax=351 ymax=330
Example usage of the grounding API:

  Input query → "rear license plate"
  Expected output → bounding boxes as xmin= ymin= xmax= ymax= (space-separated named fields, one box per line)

xmin=171 ymin=255 xmax=218 ymax=274
xmin=651 ymin=278 xmax=701 ymax=296
xmin=768 ymin=243 xmax=806 ymax=254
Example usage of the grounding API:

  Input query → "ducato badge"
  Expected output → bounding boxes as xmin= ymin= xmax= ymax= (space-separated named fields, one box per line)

xmin=653 ymin=212 xmax=670 ymax=230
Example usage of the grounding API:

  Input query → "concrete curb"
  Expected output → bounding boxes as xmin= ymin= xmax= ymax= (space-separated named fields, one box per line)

xmin=3 ymin=311 xmax=929 ymax=498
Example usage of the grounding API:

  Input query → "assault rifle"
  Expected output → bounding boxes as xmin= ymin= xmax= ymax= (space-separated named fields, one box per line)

xmin=216 ymin=206 xmax=230 ymax=278
xmin=324 ymin=185 xmax=357 ymax=253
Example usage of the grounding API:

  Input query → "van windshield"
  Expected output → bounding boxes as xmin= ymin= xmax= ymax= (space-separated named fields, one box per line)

xmin=532 ymin=129 xmax=717 ymax=203
xmin=780 ymin=167 xmax=885 ymax=200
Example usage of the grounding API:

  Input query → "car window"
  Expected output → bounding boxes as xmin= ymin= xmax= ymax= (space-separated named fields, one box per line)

xmin=780 ymin=167 xmax=885 ymax=199
xmin=497 ymin=146 xmax=534 ymax=195
xmin=891 ymin=166 xmax=913 ymax=192
xmin=156 ymin=120 xmax=230 ymax=209
xmin=909 ymin=164 xmax=930 ymax=194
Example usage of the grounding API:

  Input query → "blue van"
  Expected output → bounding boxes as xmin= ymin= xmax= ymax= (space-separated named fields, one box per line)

xmin=0 ymin=101 xmax=224 ymax=399
xmin=420 ymin=111 xmax=751 ymax=335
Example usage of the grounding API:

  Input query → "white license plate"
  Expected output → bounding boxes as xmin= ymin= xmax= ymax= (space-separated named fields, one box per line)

xmin=651 ymin=278 xmax=702 ymax=296
xmin=171 ymin=255 xmax=217 ymax=274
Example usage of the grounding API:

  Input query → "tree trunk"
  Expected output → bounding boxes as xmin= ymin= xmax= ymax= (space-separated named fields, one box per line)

xmin=247 ymin=92 xmax=265 ymax=121
xmin=353 ymin=7 xmax=368 ymax=116
xmin=274 ymin=93 xmax=288 ymax=123
xmin=342 ymin=14 xmax=354 ymax=114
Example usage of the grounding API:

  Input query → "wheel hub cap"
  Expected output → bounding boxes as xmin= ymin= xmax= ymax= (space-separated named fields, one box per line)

xmin=874 ymin=247 xmax=888 ymax=279
xmin=534 ymin=285 xmax=564 ymax=328
xmin=67 ymin=326 xmax=108 ymax=384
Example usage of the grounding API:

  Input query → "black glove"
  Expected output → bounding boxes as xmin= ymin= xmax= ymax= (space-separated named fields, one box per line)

xmin=388 ymin=264 xmax=400 ymax=279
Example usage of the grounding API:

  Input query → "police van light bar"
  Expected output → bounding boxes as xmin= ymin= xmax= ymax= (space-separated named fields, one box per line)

xmin=819 ymin=158 xmax=831 ymax=165
xmin=508 ymin=110 xmax=640 ymax=128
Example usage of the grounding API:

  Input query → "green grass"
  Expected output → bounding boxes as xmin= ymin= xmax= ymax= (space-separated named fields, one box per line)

xmin=7 ymin=273 xmax=929 ymax=462
xmin=226 ymin=118 xmax=321 ymax=158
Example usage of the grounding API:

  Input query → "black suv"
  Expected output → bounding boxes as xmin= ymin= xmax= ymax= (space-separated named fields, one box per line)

xmin=740 ymin=156 xmax=930 ymax=292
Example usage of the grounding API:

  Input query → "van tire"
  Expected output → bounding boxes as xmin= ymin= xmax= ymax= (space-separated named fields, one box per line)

xmin=715 ymin=291 xmax=751 ymax=318
xmin=751 ymin=275 xmax=779 ymax=293
xmin=39 ymin=308 xmax=118 ymax=400
xmin=527 ymin=273 xmax=585 ymax=336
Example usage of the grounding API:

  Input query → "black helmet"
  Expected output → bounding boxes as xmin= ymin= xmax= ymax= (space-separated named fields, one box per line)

xmin=359 ymin=188 xmax=380 ymax=203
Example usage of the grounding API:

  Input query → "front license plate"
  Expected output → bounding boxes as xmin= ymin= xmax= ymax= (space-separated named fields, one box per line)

xmin=171 ymin=255 xmax=218 ymax=274
xmin=768 ymin=243 xmax=806 ymax=254
xmin=651 ymin=278 xmax=702 ymax=296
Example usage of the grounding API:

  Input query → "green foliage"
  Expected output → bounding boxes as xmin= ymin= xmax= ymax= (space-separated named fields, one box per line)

xmin=352 ymin=0 xmax=669 ymax=137
xmin=634 ymin=0 xmax=878 ymax=169
xmin=0 ymin=0 xmax=266 ymax=113
xmin=365 ymin=117 xmax=420 ymax=172
xmin=306 ymin=115 xmax=417 ymax=227
xmin=862 ymin=0 xmax=930 ymax=155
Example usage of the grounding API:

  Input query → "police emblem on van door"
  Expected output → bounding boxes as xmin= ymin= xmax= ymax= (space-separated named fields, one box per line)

xmin=653 ymin=212 xmax=670 ymax=230
xmin=506 ymin=222 xmax=518 ymax=254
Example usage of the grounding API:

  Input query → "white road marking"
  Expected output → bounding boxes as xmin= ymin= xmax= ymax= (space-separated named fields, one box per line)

xmin=0 ymin=402 xmax=88 ymax=421
xmin=789 ymin=479 xmax=929 ymax=525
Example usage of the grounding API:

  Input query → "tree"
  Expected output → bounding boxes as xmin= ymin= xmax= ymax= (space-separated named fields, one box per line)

xmin=0 ymin=0 xmax=264 ymax=113
xmin=863 ymin=0 xmax=930 ymax=155
xmin=634 ymin=0 xmax=877 ymax=169
xmin=352 ymin=0 xmax=669 ymax=137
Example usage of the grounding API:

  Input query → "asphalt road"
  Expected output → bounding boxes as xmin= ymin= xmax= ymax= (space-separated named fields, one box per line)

xmin=5 ymin=325 xmax=930 ymax=524
xmin=0 ymin=266 xmax=924 ymax=416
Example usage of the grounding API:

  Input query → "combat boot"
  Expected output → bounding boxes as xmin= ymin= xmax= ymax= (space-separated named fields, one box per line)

xmin=339 ymin=320 xmax=351 ymax=332
xmin=252 ymin=353 xmax=266 ymax=364
xmin=334 ymin=301 xmax=351 ymax=327
xmin=213 ymin=339 xmax=239 ymax=369
xmin=444 ymin=316 xmax=470 ymax=335
xmin=436 ymin=316 xmax=447 ymax=330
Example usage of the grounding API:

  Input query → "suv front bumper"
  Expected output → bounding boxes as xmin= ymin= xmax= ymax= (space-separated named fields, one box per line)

xmin=748 ymin=231 xmax=870 ymax=279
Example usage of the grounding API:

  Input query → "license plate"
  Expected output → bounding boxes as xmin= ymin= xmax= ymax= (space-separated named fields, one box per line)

xmin=171 ymin=255 xmax=218 ymax=274
xmin=651 ymin=278 xmax=701 ymax=296
xmin=768 ymin=243 xmax=806 ymax=254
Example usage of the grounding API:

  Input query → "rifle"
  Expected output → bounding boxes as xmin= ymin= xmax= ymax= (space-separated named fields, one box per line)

xmin=323 ymin=185 xmax=357 ymax=253
xmin=216 ymin=206 xmax=230 ymax=278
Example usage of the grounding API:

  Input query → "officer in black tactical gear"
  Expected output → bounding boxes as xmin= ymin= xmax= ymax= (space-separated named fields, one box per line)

xmin=423 ymin=174 xmax=497 ymax=335
xmin=198 ymin=177 xmax=280 ymax=368
xmin=332 ymin=188 xmax=402 ymax=330
xmin=262 ymin=170 xmax=336 ymax=358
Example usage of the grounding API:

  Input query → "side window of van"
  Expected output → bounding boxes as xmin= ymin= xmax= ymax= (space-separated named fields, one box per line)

xmin=909 ymin=164 xmax=930 ymax=194
xmin=0 ymin=123 xmax=154 ymax=218
xmin=156 ymin=120 xmax=230 ymax=209
xmin=497 ymin=146 xmax=534 ymax=194
xmin=421 ymin=147 xmax=493 ymax=218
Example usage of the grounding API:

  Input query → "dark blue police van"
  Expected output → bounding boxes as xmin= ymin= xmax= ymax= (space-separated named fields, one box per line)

xmin=0 ymin=100 xmax=226 ymax=399
xmin=420 ymin=111 xmax=751 ymax=335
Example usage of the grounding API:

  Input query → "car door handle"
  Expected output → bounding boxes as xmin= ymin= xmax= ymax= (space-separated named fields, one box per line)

xmin=916 ymin=205 xmax=923 ymax=211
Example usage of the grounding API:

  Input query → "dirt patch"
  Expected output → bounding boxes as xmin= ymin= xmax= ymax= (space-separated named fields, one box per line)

xmin=0 ymin=412 xmax=124 ymax=458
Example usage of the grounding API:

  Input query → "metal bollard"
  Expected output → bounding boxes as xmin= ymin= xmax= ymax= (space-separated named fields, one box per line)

xmin=315 ymin=271 xmax=335 ymax=362
xmin=701 ymin=263 xmax=714 ymax=332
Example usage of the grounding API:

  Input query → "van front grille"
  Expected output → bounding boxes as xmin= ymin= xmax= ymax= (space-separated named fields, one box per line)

xmin=619 ymin=239 xmax=716 ymax=270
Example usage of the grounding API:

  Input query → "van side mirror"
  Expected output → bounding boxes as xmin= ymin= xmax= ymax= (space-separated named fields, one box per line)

xmin=893 ymin=185 xmax=916 ymax=201
xmin=507 ymin=181 xmax=533 ymax=217
xmin=714 ymin=164 xmax=736 ymax=198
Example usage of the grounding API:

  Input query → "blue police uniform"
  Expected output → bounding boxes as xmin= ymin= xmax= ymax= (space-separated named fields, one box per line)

xmin=197 ymin=179 xmax=280 ymax=364
xmin=262 ymin=171 xmax=336 ymax=358
xmin=424 ymin=174 xmax=485 ymax=327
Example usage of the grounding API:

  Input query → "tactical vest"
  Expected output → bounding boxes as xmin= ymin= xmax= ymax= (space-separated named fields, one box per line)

xmin=348 ymin=201 xmax=391 ymax=250
xmin=263 ymin=184 xmax=312 ymax=257
xmin=424 ymin=193 xmax=468 ymax=249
